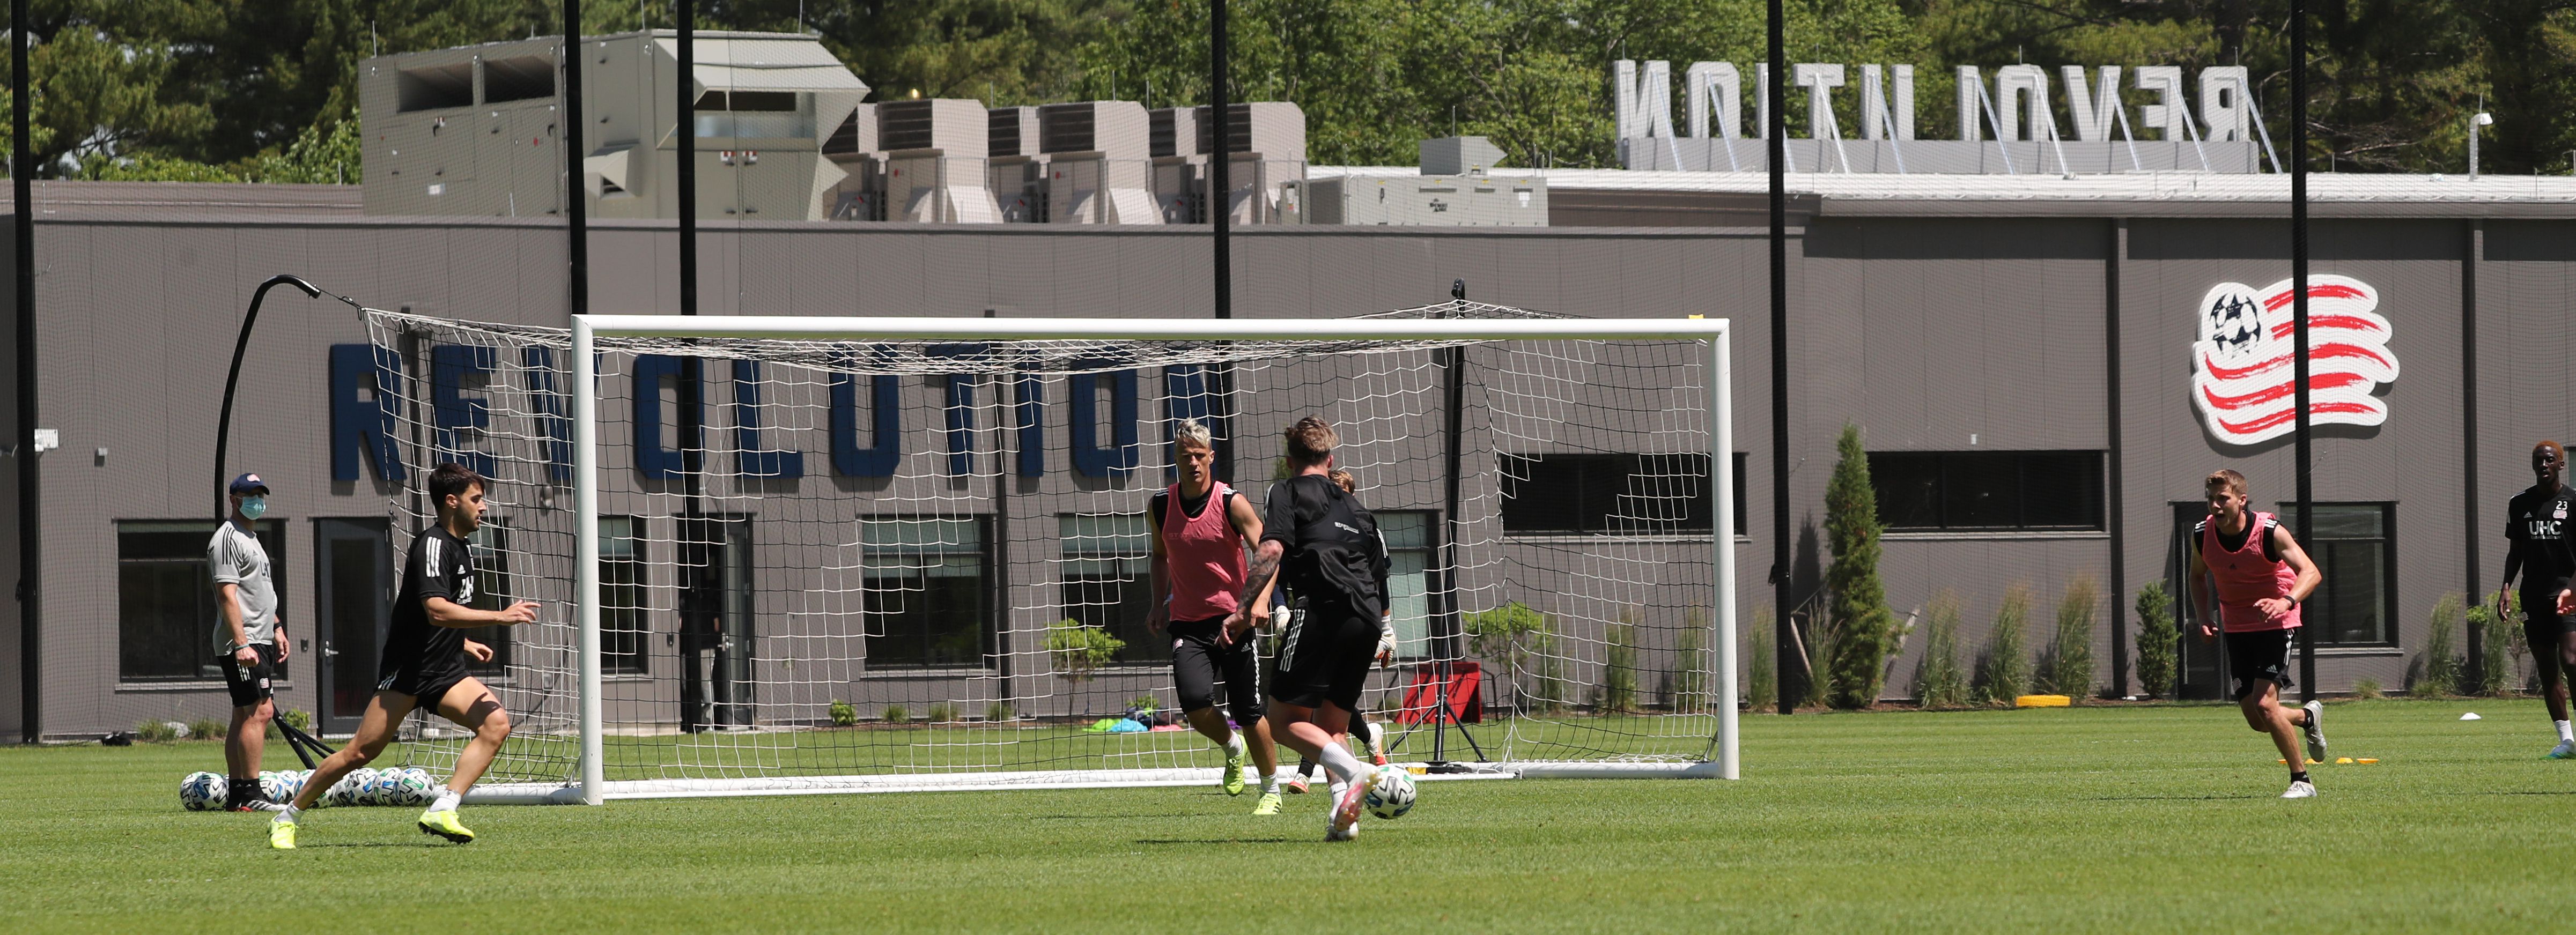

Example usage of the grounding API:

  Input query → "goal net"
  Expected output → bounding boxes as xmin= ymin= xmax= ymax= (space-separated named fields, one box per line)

xmin=358 ymin=304 xmax=1735 ymax=802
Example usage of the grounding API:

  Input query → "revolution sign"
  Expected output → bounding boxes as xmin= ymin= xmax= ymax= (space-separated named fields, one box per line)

xmin=2190 ymin=274 xmax=2400 ymax=447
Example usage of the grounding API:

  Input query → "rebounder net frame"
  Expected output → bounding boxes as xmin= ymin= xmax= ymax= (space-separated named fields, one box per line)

xmin=359 ymin=304 xmax=1736 ymax=804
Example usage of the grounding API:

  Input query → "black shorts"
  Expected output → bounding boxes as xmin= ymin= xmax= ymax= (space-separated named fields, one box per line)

xmin=2225 ymin=628 xmax=2297 ymax=700
xmin=1270 ymin=603 xmax=1376 ymax=711
xmin=1169 ymin=617 xmax=1265 ymax=724
xmin=218 ymin=643 xmax=279 ymax=709
xmin=2524 ymin=593 xmax=2575 ymax=663
xmin=379 ymin=663 xmax=470 ymax=712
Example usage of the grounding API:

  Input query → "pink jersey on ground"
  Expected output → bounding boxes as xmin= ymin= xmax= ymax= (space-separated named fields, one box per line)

xmin=2199 ymin=510 xmax=2302 ymax=633
xmin=1161 ymin=481 xmax=1248 ymax=621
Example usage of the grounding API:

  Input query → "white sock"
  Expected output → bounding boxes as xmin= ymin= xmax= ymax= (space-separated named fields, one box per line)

xmin=1259 ymin=772 xmax=1279 ymax=795
xmin=1360 ymin=722 xmax=1384 ymax=758
xmin=274 ymin=804 xmax=299 ymax=823
xmin=1223 ymin=732 xmax=1245 ymax=756
xmin=2557 ymin=720 xmax=2572 ymax=744
xmin=1317 ymin=741 xmax=1367 ymax=785
xmin=429 ymin=787 xmax=461 ymax=813
xmin=1326 ymin=777 xmax=1349 ymax=807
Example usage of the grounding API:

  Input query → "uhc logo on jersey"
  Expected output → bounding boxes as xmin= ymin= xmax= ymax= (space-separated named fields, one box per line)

xmin=2190 ymin=274 xmax=2400 ymax=447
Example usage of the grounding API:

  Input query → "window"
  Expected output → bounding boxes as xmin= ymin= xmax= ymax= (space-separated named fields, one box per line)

xmin=119 ymin=521 xmax=286 ymax=682
xmin=460 ymin=524 xmax=515 ymax=676
xmin=2274 ymin=503 xmax=2396 ymax=647
xmin=1500 ymin=453 xmax=1716 ymax=535
xmin=862 ymin=517 xmax=992 ymax=669
xmin=1059 ymin=514 xmax=1158 ymax=665
xmin=1379 ymin=512 xmax=1437 ymax=659
xmin=600 ymin=517 xmax=648 ymax=674
xmin=1869 ymin=451 xmax=2105 ymax=532
xmin=481 ymin=56 xmax=555 ymax=103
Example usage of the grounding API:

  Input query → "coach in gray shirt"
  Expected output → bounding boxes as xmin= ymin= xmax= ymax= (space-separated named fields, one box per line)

xmin=212 ymin=472 xmax=287 ymax=810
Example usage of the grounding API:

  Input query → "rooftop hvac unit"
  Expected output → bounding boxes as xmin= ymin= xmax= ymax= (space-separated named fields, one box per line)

xmin=1282 ymin=173 xmax=1547 ymax=227
xmin=1194 ymin=102 xmax=1307 ymax=224
xmin=879 ymin=98 xmax=998 ymax=222
xmin=1149 ymin=107 xmax=1202 ymax=223
xmin=825 ymin=103 xmax=884 ymax=221
xmin=1419 ymin=136 xmax=1507 ymax=176
xmin=1038 ymin=101 xmax=1156 ymax=224
xmin=988 ymin=107 xmax=1047 ymax=222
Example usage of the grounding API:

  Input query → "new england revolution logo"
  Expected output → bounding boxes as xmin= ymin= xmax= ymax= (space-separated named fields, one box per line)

xmin=2190 ymin=274 xmax=2399 ymax=446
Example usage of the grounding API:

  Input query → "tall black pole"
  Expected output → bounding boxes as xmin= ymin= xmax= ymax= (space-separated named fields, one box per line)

xmin=12 ymin=0 xmax=38 ymax=743
xmin=677 ymin=2 xmax=696 ymax=319
xmin=2462 ymin=219 xmax=2483 ymax=676
xmin=214 ymin=276 xmax=328 ymax=517
xmin=2106 ymin=220 xmax=2127 ymax=697
xmin=1209 ymin=0 xmax=1229 ymax=320
xmin=2289 ymin=0 xmax=2316 ymax=702
xmin=564 ymin=1 xmax=587 ymax=318
xmin=674 ymin=2 xmax=713 ymax=731
xmin=1767 ymin=0 xmax=1796 ymax=715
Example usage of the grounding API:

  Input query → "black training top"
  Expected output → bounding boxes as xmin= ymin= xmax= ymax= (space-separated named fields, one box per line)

xmin=2506 ymin=483 xmax=2576 ymax=598
xmin=381 ymin=525 xmax=476 ymax=684
xmin=1261 ymin=474 xmax=1388 ymax=612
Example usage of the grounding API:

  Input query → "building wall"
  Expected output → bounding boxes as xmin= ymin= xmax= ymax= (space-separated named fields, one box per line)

xmin=0 ymin=208 xmax=2550 ymax=738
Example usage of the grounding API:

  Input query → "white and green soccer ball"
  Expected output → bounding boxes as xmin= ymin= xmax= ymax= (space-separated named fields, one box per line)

xmin=179 ymin=771 xmax=227 ymax=811
xmin=388 ymin=768 xmax=438 ymax=805
xmin=1364 ymin=765 xmax=1416 ymax=820
xmin=256 ymin=770 xmax=289 ymax=804
xmin=326 ymin=767 xmax=380 ymax=807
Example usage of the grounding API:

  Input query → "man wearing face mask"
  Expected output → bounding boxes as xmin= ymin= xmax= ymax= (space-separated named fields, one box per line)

xmin=211 ymin=472 xmax=289 ymax=811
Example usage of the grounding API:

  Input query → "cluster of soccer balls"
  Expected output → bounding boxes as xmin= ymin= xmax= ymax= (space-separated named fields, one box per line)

xmin=1363 ymin=765 xmax=1416 ymax=820
xmin=178 ymin=767 xmax=440 ymax=811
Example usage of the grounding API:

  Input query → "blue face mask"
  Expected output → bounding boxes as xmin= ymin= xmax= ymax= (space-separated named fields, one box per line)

xmin=240 ymin=496 xmax=267 ymax=521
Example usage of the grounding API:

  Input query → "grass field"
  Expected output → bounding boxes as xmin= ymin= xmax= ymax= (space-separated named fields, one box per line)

xmin=6 ymin=698 xmax=2573 ymax=932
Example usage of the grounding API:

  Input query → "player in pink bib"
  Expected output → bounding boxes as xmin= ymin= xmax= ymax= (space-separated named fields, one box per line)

xmin=1147 ymin=418 xmax=1284 ymax=812
xmin=2186 ymin=469 xmax=2328 ymax=798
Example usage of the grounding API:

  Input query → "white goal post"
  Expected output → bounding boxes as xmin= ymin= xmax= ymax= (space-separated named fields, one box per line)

xmin=370 ymin=308 xmax=1734 ymax=804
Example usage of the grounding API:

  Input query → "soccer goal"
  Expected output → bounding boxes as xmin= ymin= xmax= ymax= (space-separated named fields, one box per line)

xmin=358 ymin=303 xmax=1736 ymax=804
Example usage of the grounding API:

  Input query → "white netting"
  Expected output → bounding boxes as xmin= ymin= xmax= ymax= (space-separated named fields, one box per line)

xmin=359 ymin=302 xmax=1724 ymax=795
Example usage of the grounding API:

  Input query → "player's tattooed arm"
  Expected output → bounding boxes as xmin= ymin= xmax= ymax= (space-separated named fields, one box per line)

xmin=1238 ymin=540 xmax=1282 ymax=615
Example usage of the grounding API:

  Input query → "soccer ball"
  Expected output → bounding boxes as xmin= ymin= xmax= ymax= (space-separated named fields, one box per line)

xmin=256 ymin=770 xmax=289 ymax=804
xmin=326 ymin=768 xmax=380 ymax=807
xmin=1363 ymin=766 xmax=1416 ymax=820
xmin=179 ymin=771 xmax=228 ymax=811
xmin=388 ymin=768 xmax=438 ymax=805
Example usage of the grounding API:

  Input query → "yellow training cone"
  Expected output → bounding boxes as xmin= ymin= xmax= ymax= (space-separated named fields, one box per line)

xmin=2014 ymin=694 xmax=2071 ymax=708
xmin=2335 ymin=757 xmax=2353 ymax=765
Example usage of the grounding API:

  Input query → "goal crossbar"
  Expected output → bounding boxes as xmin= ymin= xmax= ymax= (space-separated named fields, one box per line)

xmin=549 ymin=314 xmax=1735 ymax=805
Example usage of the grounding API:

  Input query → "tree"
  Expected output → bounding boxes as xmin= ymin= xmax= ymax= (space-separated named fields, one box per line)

xmin=1823 ymin=422 xmax=1896 ymax=709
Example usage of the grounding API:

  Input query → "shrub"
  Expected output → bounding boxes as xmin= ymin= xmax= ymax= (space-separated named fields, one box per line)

xmin=881 ymin=705 xmax=911 ymax=724
xmin=1824 ymin=423 xmax=1898 ymax=709
xmin=136 ymin=720 xmax=180 ymax=744
xmin=2414 ymin=593 xmax=2461 ymax=696
xmin=984 ymin=702 xmax=1015 ymax=722
xmin=1130 ymin=695 xmax=1160 ymax=713
xmin=2470 ymin=590 xmax=2516 ymax=696
xmin=2134 ymin=581 xmax=2178 ymax=700
xmin=1975 ymin=583 xmax=2033 ymax=704
xmin=1669 ymin=606 xmax=1710 ymax=714
xmin=279 ymin=708 xmax=313 ymax=732
xmin=2352 ymin=678 xmax=2382 ymax=700
xmin=926 ymin=702 xmax=957 ymax=723
xmin=2039 ymin=576 xmax=2099 ymax=702
xmin=188 ymin=717 xmax=227 ymax=741
xmin=829 ymin=699 xmax=858 ymax=726
xmin=1746 ymin=606 xmax=1778 ymax=711
xmin=1467 ymin=602 xmax=1549 ymax=710
xmin=1801 ymin=611 xmax=1835 ymax=710
xmin=1596 ymin=614 xmax=1640 ymax=714
xmin=1045 ymin=619 xmax=1127 ymax=682
xmin=1915 ymin=590 xmax=1970 ymax=708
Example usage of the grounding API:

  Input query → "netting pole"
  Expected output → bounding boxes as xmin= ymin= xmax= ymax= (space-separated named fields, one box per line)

xmin=1712 ymin=329 xmax=1739 ymax=778
xmin=573 ymin=317 xmax=605 ymax=805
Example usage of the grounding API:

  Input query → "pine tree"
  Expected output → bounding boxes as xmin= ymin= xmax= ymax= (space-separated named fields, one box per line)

xmin=1824 ymin=423 xmax=1896 ymax=709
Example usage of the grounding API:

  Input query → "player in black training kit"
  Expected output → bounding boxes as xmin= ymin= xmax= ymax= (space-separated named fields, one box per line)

xmin=268 ymin=463 xmax=542 ymax=849
xmin=2503 ymin=441 xmax=2576 ymax=759
xmin=1250 ymin=417 xmax=1393 ymax=841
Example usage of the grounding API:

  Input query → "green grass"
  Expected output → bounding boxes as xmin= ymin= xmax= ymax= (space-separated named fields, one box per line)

xmin=5 ymin=699 xmax=2571 ymax=932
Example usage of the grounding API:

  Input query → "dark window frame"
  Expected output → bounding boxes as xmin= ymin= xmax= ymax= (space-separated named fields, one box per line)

xmin=118 ymin=519 xmax=289 ymax=683
xmin=1868 ymin=450 xmax=2107 ymax=533
xmin=860 ymin=515 xmax=997 ymax=670
xmin=599 ymin=515 xmax=648 ymax=675
xmin=2274 ymin=501 xmax=2398 ymax=649
xmin=1057 ymin=512 xmax=1161 ymax=667
xmin=1499 ymin=452 xmax=1725 ymax=536
xmin=459 ymin=522 xmax=515 ymax=677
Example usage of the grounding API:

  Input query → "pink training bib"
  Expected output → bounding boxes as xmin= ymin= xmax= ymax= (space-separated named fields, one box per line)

xmin=2201 ymin=510 xmax=2302 ymax=633
xmin=1161 ymin=481 xmax=1248 ymax=622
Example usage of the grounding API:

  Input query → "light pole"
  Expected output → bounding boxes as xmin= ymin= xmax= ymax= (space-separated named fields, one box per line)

xmin=2469 ymin=112 xmax=2493 ymax=180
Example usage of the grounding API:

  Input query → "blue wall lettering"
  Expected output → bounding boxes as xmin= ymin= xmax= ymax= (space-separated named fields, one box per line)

xmin=525 ymin=347 xmax=573 ymax=484
xmin=328 ymin=343 xmax=407 ymax=482
xmin=632 ymin=354 xmax=701 ymax=480
xmin=829 ymin=353 xmax=900 ymax=477
xmin=1068 ymin=366 xmax=1139 ymax=479
xmin=731 ymin=360 xmax=805 ymax=479
xmin=429 ymin=345 xmax=498 ymax=478
xmin=928 ymin=345 xmax=988 ymax=477
xmin=1014 ymin=370 xmax=1043 ymax=478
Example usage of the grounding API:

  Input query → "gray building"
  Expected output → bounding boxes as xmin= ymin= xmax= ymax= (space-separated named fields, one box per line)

xmin=2 ymin=170 xmax=2570 ymax=741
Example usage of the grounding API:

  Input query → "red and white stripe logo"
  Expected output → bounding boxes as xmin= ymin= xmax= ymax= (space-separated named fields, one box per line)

xmin=2190 ymin=274 xmax=2399 ymax=446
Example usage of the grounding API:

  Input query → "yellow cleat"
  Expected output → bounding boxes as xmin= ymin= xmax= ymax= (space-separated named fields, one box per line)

xmin=417 ymin=808 xmax=476 ymax=844
xmin=1221 ymin=744 xmax=1246 ymax=797
xmin=1252 ymin=791 xmax=1282 ymax=815
xmin=269 ymin=817 xmax=297 ymax=850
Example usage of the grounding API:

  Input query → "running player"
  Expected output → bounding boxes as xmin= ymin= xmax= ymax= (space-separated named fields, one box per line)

xmin=1286 ymin=467 xmax=1392 ymax=795
xmin=2502 ymin=441 xmax=2576 ymax=758
xmin=269 ymin=463 xmax=540 ymax=848
xmin=1252 ymin=417 xmax=1393 ymax=840
xmin=2186 ymin=469 xmax=2329 ymax=798
xmin=1146 ymin=419 xmax=1285 ymax=814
